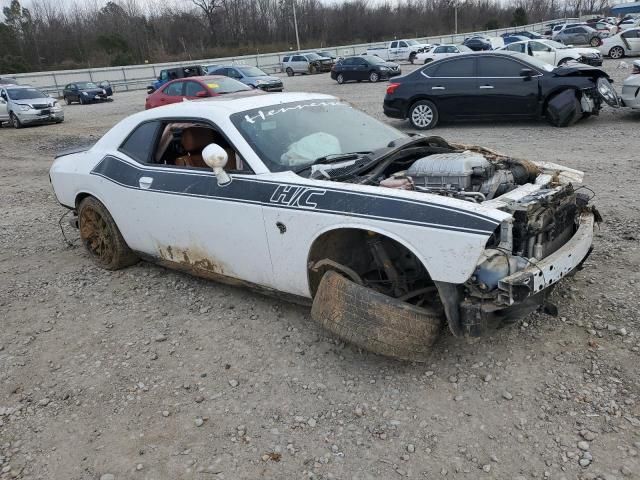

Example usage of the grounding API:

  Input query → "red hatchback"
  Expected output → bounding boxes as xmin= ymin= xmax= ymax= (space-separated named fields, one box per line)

xmin=144 ymin=75 xmax=258 ymax=109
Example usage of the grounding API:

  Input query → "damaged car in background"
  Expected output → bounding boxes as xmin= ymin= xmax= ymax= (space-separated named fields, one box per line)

xmin=384 ymin=51 xmax=620 ymax=129
xmin=50 ymin=93 xmax=598 ymax=361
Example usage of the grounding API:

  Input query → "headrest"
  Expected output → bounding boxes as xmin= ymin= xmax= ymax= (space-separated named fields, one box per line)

xmin=181 ymin=127 xmax=216 ymax=152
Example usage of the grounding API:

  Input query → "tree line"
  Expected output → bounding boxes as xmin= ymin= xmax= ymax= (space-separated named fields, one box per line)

xmin=0 ymin=0 xmax=611 ymax=74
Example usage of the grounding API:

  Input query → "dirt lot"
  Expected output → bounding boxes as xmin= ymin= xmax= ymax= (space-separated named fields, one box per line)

xmin=1 ymin=59 xmax=639 ymax=480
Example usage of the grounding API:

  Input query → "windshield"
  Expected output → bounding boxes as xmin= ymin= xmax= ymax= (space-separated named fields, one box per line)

xmin=205 ymin=77 xmax=251 ymax=93
xmin=230 ymin=100 xmax=405 ymax=172
xmin=542 ymin=39 xmax=568 ymax=49
xmin=7 ymin=88 xmax=47 ymax=100
xmin=238 ymin=66 xmax=268 ymax=77
xmin=406 ymin=40 xmax=420 ymax=45
xmin=77 ymin=82 xmax=98 ymax=89
xmin=367 ymin=55 xmax=386 ymax=64
xmin=306 ymin=53 xmax=322 ymax=60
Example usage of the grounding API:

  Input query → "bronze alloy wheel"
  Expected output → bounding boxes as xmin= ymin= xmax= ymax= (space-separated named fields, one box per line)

xmin=78 ymin=196 xmax=138 ymax=270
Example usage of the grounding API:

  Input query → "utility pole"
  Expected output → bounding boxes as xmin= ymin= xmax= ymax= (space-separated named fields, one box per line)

xmin=455 ymin=5 xmax=458 ymax=34
xmin=293 ymin=0 xmax=301 ymax=52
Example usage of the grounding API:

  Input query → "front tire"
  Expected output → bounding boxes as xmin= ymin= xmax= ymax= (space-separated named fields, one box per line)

xmin=10 ymin=112 xmax=22 ymax=129
xmin=408 ymin=100 xmax=438 ymax=130
xmin=286 ymin=67 xmax=294 ymax=77
xmin=369 ymin=71 xmax=380 ymax=83
xmin=609 ymin=46 xmax=624 ymax=59
xmin=336 ymin=73 xmax=345 ymax=84
xmin=309 ymin=64 xmax=317 ymax=74
xmin=78 ymin=196 xmax=139 ymax=270
xmin=311 ymin=270 xmax=443 ymax=362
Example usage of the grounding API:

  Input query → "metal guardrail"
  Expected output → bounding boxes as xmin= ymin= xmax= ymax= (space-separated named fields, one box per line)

xmin=1 ymin=18 xmax=579 ymax=97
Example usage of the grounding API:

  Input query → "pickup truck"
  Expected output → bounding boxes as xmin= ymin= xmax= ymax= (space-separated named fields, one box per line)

xmin=365 ymin=39 xmax=432 ymax=63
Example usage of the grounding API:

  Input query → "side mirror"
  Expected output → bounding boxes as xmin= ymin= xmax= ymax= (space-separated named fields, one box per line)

xmin=520 ymin=68 xmax=534 ymax=79
xmin=202 ymin=143 xmax=231 ymax=186
xmin=196 ymin=91 xmax=208 ymax=98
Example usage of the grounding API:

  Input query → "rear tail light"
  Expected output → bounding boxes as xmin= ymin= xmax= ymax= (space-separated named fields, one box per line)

xmin=386 ymin=83 xmax=401 ymax=95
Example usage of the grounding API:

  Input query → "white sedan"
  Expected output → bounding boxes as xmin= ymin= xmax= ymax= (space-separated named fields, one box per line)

xmin=415 ymin=44 xmax=473 ymax=64
xmin=621 ymin=60 xmax=640 ymax=108
xmin=500 ymin=39 xmax=603 ymax=66
xmin=50 ymin=93 xmax=596 ymax=360
xmin=598 ymin=27 xmax=640 ymax=58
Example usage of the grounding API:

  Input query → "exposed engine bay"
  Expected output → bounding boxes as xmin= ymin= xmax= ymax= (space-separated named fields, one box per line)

xmin=307 ymin=136 xmax=595 ymax=313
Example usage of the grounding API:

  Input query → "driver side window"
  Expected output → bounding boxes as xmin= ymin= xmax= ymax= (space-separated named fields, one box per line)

xmin=150 ymin=121 xmax=251 ymax=173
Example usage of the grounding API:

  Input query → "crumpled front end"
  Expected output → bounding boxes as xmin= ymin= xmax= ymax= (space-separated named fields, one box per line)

xmin=457 ymin=159 xmax=599 ymax=335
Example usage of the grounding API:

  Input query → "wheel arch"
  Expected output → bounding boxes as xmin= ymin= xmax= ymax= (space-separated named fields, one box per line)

xmin=405 ymin=94 xmax=438 ymax=118
xmin=306 ymin=225 xmax=437 ymax=298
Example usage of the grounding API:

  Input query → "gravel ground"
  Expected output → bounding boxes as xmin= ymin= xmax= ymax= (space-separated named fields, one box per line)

xmin=1 ymin=59 xmax=639 ymax=480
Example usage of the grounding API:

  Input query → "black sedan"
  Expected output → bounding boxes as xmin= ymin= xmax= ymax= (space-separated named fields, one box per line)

xmin=463 ymin=36 xmax=492 ymax=51
xmin=330 ymin=56 xmax=401 ymax=84
xmin=383 ymin=51 xmax=619 ymax=129
xmin=63 ymin=81 xmax=112 ymax=105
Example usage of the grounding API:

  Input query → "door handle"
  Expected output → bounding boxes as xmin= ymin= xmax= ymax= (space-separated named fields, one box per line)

xmin=479 ymin=85 xmax=494 ymax=89
xmin=139 ymin=176 xmax=153 ymax=189
xmin=432 ymin=86 xmax=445 ymax=90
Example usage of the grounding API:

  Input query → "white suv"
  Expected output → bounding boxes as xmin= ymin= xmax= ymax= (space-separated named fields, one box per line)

xmin=281 ymin=53 xmax=333 ymax=76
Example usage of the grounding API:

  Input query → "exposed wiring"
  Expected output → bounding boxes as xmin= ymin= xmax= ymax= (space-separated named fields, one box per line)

xmin=58 ymin=210 xmax=78 ymax=248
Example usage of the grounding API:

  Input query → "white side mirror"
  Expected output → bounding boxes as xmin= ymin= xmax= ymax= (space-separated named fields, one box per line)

xmin=202 ymin=143 xmax=231 ymax=186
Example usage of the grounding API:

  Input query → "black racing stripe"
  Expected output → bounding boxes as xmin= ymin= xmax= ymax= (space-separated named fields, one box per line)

xmin=91 ymin=156 xmax=499 ymax=234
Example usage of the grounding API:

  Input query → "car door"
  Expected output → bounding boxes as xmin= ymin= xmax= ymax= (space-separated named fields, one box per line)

xmin=339 ymin=57 xmax=355 ymax=79
xmin=104 ymin=119 xmax=274 ymax=286
xmin=160 ymin=81 xmax=185 ymax=106
xmin=396 ymin=41 xmax=409 ymax=60
xmin=528 ymin=40 xmax=556 ymax=65
xmin=421 ymin=56 xmax=477 ymax=118
xmin=184 ymin=80 xmax=208 ymax=99
xmin=352 ymin=57 xmax=369 ymax=79
xmin=475 ymin=56 xmax=539 ymax=116
xmin=0 ymin=89 xmax=8 ymax=122
xmin=293 ymin=55 xmax=307 ymax=73
xmin=389 ymin=41 xmax=399 ymax=60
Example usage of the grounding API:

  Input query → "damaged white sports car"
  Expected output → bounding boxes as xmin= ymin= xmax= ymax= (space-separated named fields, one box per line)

xmin=50 ymin=93 xmax=598 ymax=360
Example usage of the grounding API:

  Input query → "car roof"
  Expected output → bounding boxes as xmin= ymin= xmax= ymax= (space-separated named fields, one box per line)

xmin=145 ymin=92 xmax=337 ymax=117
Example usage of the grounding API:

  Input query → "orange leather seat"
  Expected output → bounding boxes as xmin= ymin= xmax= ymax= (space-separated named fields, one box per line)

xmin=175 ymin=127 xmax=238 ymax=170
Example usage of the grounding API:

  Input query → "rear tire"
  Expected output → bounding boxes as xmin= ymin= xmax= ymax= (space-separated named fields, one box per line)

xmin=408 ymin=100 xmax=438 ymax=130
xmin=424 ymin=58 xmax=433 ymax=64
xmin=64 ymin=96 xmax=71 ymax=105
xmin=589 ymin=37 xmax=601 ymax=47
xmin=609 ymin=46 xmax=624 ymax=59
xmin=286 ymin=67 xmax=294 ymax=77
xmin=558 ymin=57 xmax=573 ymax=66
xmin=78 ymin=196 xmax=138 ymax=270
xmin=336 ymin=73 xmax=345 ymax=84
xmin=311 ymin=271 xmax=443 ymax=362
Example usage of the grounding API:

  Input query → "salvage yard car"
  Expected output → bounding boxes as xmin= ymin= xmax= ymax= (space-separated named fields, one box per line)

xmin=331 ymin=56 xmax=401 ymax=84
xmin=0 ymin=85 xmax=63 ymax=128
xmin=383 ymin=51 xmax=620 ymax=129
xmin=621 ymin=59 xmax=640 ymax=108
xmin=144 ymin=75 xmax=257 ymax=109
xmin=415 ymin=44 xmax=473 ymax=64
xmin=63 ymin=81 xmax=113 ymax=104
xmin=598 ymin=27 xmax=640 ymax=59
xmin=365 ymin=39 xmax=432 ymax=63
xmin=50 ymin=92 xmax=598 ymax=361
xmin=281 ymin=53 xmax=333 ymax=76
xmin=499 ymin=39 xmax=603 ymax=66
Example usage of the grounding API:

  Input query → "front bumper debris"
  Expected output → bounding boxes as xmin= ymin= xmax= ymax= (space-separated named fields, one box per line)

xmin=497 ymin=212 xmax=594 ymax=305
xmin=459 ymin=212 xmax=595 ymax=335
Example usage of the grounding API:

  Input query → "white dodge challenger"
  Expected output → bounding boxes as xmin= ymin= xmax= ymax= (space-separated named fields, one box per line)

xmin=50 ymin=92 xmax=598 ymax=360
